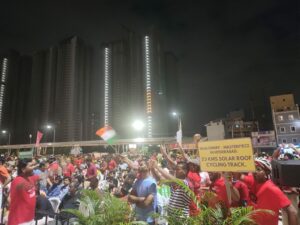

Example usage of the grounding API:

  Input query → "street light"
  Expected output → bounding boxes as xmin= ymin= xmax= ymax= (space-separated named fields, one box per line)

xmin=29 ymin=134 xmax=32 ymax=144
xmin=132 ymin=120 xmax=145 ymax=131
xmin=171 ymin=111 xmax=181 ymax=129
xmin=46 ymin=124 xmax=56 ymax=155
xmin=1 ymin=130 xmax=11 ymax=145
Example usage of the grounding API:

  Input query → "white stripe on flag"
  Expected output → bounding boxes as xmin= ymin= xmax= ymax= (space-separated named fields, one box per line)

xmin=101 ymin=130 xmax=116 ymax=141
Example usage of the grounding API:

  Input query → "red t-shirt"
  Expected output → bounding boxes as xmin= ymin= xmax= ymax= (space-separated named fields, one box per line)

xmin=254 ymin=180 xmax=291 ymax=225
xmin=8 ymin=175 xmax=39 ymax=225
xmin=211 ymin=177 xmax=229 ymax=207
xmin=74 ymin=158 xmax=83 ymax=167
xmin=0 ymin=165 xmax=9 ymax=184
xmin=86 ymin=163 xmax=97 ymax=178
xmin=242 ymin=173 xmax=262 ymax=206
xmin=48 ymin=161 xmax=60 ymax=177
xmin=49 ymin=161 xmax=59 ymax=171
xmin=108 ymin=160 xmax=117 ymax=171
xmin=187 ymin=171 xmax=201 ymax=216
xmin=63 ymin=163 xmax=75 ymax=177
xmin=242 ymin=173 xmax=256 ymax=193
xmin=232 ymin=180 xmax=250 ymax=207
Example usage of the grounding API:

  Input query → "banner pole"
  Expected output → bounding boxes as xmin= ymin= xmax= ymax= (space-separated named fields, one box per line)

xmin=224 ymin=172 xmax=232 ymax=206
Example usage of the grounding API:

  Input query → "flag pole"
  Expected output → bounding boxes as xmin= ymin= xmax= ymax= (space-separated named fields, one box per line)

xmin=176 ymin=117 xmax=182 ymax=147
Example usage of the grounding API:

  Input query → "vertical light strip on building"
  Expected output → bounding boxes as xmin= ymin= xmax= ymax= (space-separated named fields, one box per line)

xmin=104 ymin=48 xmax=111 ymax=126
xmin=0 ymin=58 xmax=8 ymax=125
xmin=144 ymin=36 xmax=152 ymax=137
xmin=1 ymin=58 xmax=8 ymax=83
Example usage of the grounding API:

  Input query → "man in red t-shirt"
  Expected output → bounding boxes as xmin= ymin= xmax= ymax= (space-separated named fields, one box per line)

xmin=8 ymin=159 xmax=40 ymax=225
xmin=108 ymin=157 xmax=117 ymax=171
xmin=187 ymin=159 xmax=201 ymax=216
xmin=63 ymin=158 xmax=75 ymax=177
xmin=209 ymin=172 xmax=240 ymax=208
xmin=86 ymin=158 xmax=97 ymax=180
xmin=231 ymin=172 xmax=249 ymax=207
xmin=0 ymin=157 xmax=11 ymax=215
xmin=48 ymin=156 xmax=62 ymax=178
xmin=209 ymin=173 xmax=230 ymax=207
xmin=74 ymin=156 xmax=83 ymax=168
xmin=253 ymin=158 xmax=298 ymax=225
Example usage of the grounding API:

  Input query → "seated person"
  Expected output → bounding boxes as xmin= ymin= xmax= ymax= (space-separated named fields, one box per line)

xmin=47 ymin=176 xmax=71 ymax=201
xmin=113 ymin=171 xmax=136 ymax=198
xmin=58 ymin=177 xmax=71 ymax=200
xmin=89 ymin=177 xmax=101 ymax=194
xmin=106 ymin=171 xmax=118 ymax=193
xmin=35 ymin=186 xmax=55 ymax=220
xmin=58 ymin=182 xmax=81 ymax=223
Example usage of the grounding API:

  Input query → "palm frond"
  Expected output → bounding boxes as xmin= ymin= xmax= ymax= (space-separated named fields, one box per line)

xmin=160 ymin=179 xmax=200 ymax=209
xmin=63 ymin=190 xmax=134 ymax=225
xmin=225 ymin=206 xmax=274 ymax=225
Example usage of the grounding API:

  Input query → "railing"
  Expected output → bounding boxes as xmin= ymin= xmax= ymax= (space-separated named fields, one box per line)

xmin=0 ymin=137 xmax=177 ymax=149
xmin=34 ymin=210 xmax=74 ymax=225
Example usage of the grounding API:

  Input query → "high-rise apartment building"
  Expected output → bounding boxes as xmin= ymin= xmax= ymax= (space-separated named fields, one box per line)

xmin=41 ymin=47 xmax=58 ymax=125
xmin=26 ymin=50 xmax=46 ymax=136
xmin=165 ymin=52 xmax=180 ymax=135
xmin=0 ymin=50 xmax=32 ymax=144
xmin=14 ymin=56 xmax=32 ymax=143
xmin=54 ymin=36 xmax=93 ymax=141
xmin=104 ymin=40 xmax=130 ymax=136
xmin=103 ymin=29 xmax=175 ymax=138
xmin=143 ymin=31 xmax=169 ymax=137
xmin=26 ymin=36 xmax=93 ymax=142
xmin=103 ymin=35 xmax=144 ymax=138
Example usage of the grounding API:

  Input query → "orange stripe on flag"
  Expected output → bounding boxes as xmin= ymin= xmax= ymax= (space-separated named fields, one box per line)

xmin=96 ymin=126 xmax=114 ymax=137
xmin=96 ymin=127 xmax=106 ymax=137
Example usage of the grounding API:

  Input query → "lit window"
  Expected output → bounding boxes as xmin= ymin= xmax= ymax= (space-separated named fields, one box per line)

xmin=278 ymin=115 xmax=284 ymax=121
xmin=280 ymin=127 xmax=286 ymax=133
xmin=290 ymin=126 xmax=296 ymax=132
xmin=288 ymin=115 xmax=294 ymax=120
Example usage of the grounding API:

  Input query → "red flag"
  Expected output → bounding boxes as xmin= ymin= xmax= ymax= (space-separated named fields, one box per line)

xmin=36 ymin=131 xmax=43 ymax=146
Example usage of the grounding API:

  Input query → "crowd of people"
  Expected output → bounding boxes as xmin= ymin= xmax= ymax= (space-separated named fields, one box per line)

xmin=0 ymin=139 xmax=299 ymax=225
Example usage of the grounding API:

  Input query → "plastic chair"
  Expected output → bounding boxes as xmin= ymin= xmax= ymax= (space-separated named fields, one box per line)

xmin=48 ymin=197 xmax=61 ymax=213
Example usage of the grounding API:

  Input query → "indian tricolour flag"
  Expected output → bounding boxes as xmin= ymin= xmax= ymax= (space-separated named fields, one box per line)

xmin=96 ymin=126 xmax=116 ymax=145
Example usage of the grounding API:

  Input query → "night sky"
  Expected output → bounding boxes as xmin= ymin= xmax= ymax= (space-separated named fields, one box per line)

xmin=1 ymin=0 xmax=299 ymax=135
